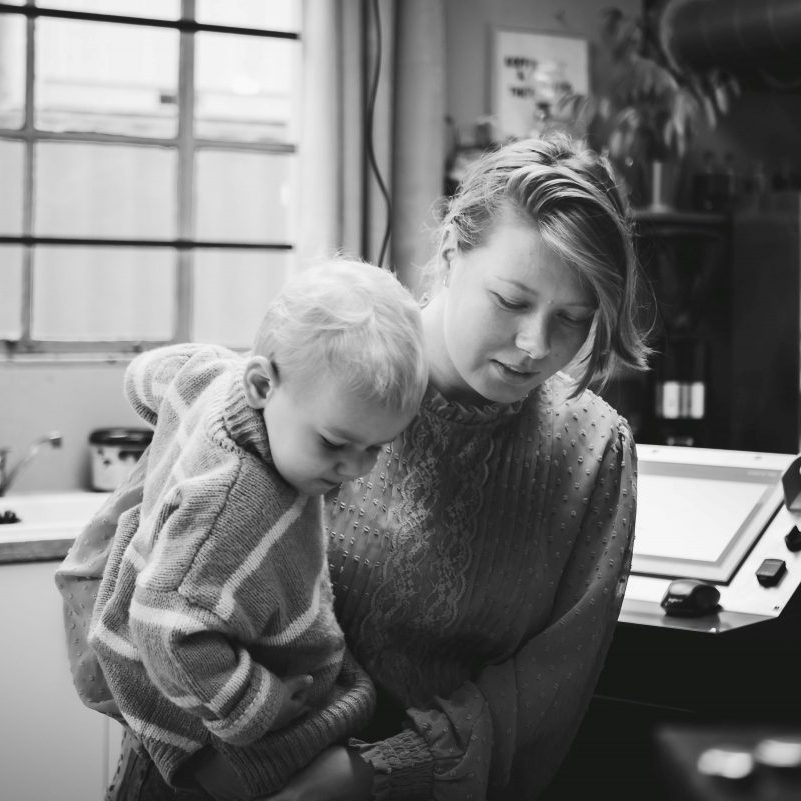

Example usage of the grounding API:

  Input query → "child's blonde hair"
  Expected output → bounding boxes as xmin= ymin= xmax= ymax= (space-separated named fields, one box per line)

xmin=254 ymin=258 xmax=428 ymax=416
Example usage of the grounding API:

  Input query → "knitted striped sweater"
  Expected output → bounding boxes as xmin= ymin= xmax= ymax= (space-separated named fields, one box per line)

xmin=326 ymin=374 xmax=637 ymax=800
xmin=88 ymin=344 xmax=374 ymax=796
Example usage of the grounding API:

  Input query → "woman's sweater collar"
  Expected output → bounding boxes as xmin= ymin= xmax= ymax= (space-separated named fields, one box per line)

xmin=421 ymin=382 xmax=529 ymax=427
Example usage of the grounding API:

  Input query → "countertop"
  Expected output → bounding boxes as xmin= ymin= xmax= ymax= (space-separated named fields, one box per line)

xmin=0 ymin=531 xmax=77 ymax=564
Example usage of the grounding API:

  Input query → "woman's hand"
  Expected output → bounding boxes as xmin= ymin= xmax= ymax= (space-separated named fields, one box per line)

xmin=260 ymin=746 xmax=373 ymax=801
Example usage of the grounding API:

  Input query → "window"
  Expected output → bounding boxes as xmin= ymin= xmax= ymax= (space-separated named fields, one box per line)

xmin=0 ymin=0 xmax=301 ymax=356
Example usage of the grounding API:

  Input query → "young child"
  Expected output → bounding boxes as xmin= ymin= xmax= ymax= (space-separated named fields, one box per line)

xmin=79 ymin=258 xmax=428 ymax=799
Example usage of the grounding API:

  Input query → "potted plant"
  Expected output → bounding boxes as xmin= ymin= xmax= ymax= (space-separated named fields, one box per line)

xmin=554 ymin=5 xmax=740 ymax=210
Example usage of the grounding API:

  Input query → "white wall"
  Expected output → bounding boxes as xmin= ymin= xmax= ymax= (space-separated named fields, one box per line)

xmin=0 ymin=363 xmax=139 ymax=492
xmin=444 ymin=0 xmax=641 ymax=134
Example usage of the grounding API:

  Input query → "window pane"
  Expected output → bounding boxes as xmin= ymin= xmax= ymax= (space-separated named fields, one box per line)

xmin=35 ymin=142 xmax=176 ymax=238
xmin=195 ymin=32 xmax=299 ymax=143
xmin=0 ymin=140 xmax=24 ymax=235
xmin=0 ymin=13 xmax=26 ymax=129
xmin=192 ymin=249 xmax=291 ymax=347
xmin=0 ymin=246 xmax=24 ymax=339
xmin=195 ymin=150 xmax=294 ymax=242
xmin=35 ymin=18 xmax=179 ymax=137
xmin=42 ymin=0 xmax=180 ymax=19
xmin=196 ymin=0 xmax=300 ymax=33
xmin=32 ymin=246 xmax=175 ymax=340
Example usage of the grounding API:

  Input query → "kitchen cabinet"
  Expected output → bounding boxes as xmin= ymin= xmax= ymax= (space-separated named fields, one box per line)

xmin=0 ymin=559 xmax=119 ymax=801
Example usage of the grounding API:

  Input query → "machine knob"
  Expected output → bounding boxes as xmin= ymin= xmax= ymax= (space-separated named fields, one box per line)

xmin=756 ymin=558 xmax=787 ymax=587
xmin=661 ymin=579 xmax=720 ymax=617
xmin=786 ymin=526 xmax=801 ymax=552
xmin=782 ymin=454 xmax=801 ymax=510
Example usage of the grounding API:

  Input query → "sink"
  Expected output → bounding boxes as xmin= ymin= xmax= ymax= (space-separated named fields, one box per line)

xmin=0 ymin=491 xmax=111 ymax=541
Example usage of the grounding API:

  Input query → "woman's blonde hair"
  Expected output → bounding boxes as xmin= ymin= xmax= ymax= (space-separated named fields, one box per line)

xmin=254 ymin=258 xmax=428 ymax=415
xmin=431 ymin=133 xmax=651 ymax=395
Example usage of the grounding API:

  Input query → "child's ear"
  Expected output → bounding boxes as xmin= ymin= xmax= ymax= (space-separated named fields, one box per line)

xmin=243 ymin=355 xmax=279 ymax=408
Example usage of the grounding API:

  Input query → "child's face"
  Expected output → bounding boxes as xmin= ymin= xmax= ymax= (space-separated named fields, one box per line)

xmin=256 ymin=367 xmax=416 ymax=496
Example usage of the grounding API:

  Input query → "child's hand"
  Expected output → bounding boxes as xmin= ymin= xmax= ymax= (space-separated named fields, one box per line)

xmin=271 ymin=674 xmax=313 ymax=730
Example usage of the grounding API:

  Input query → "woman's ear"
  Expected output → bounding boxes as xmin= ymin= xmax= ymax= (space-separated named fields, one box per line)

xmin=440 ymin=225 xmax=457 ymax=266
xmin=243 ymin=355 xmax=279 ymax=409
xmin=440 ymin=226 xmax=458 ymax=286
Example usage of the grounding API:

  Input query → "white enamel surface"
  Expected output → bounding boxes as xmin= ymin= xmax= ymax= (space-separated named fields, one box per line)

xmin=0 ymin=491 xmax=110 ymax=541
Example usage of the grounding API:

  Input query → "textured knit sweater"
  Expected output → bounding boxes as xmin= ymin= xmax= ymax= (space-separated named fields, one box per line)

xmin=325 ymin=373 xmax=637 ymax=801
xmin=87 ymin=344 xmax=374 ymax=796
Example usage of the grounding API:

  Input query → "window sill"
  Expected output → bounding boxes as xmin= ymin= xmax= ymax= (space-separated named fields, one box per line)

xmin=0 ymin=351 xmax=136 ymax=366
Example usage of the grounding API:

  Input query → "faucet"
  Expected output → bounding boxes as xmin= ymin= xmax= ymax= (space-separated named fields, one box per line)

xmin=0 ymin=432 xmax=63 ymax=496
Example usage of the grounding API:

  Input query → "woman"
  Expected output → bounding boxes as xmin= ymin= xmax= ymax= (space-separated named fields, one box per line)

xmin=267 ymin=133 xmax=651 ymax=801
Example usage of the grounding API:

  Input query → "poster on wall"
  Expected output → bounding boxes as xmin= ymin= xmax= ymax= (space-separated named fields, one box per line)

xmin=491 ymin=28 xmax=589 ymax=141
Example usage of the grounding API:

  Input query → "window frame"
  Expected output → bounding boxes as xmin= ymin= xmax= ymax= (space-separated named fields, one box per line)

xmin=0 ymin=0 xmax=299 ymax=360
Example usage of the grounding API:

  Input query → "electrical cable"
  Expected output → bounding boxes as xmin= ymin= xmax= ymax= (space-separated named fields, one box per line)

xmin=364 ymin=0 xmax=393 ymax=271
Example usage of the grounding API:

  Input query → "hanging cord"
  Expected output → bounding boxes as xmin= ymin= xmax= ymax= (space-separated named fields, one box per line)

xmin=365 ymin=0 xmax=393 ymax=271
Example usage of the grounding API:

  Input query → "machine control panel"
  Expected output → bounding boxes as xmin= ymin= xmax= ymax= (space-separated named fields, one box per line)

xmin=621 ymin=446 xmax=801 ymax=633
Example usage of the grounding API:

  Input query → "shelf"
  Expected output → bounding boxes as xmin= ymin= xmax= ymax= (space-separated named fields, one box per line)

xmin=633 ymin=209 xmax=729 ymax=238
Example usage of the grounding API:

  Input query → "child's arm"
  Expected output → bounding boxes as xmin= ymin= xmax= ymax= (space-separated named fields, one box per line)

xmin=87 ymin=489 xmax=318 ymax=746
xmin=124 ymin=582 xmax=307 ymax=744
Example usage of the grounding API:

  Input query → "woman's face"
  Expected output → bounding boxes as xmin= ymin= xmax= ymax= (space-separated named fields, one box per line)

xmin=429 ymin=218 xmax=596 ymax=404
